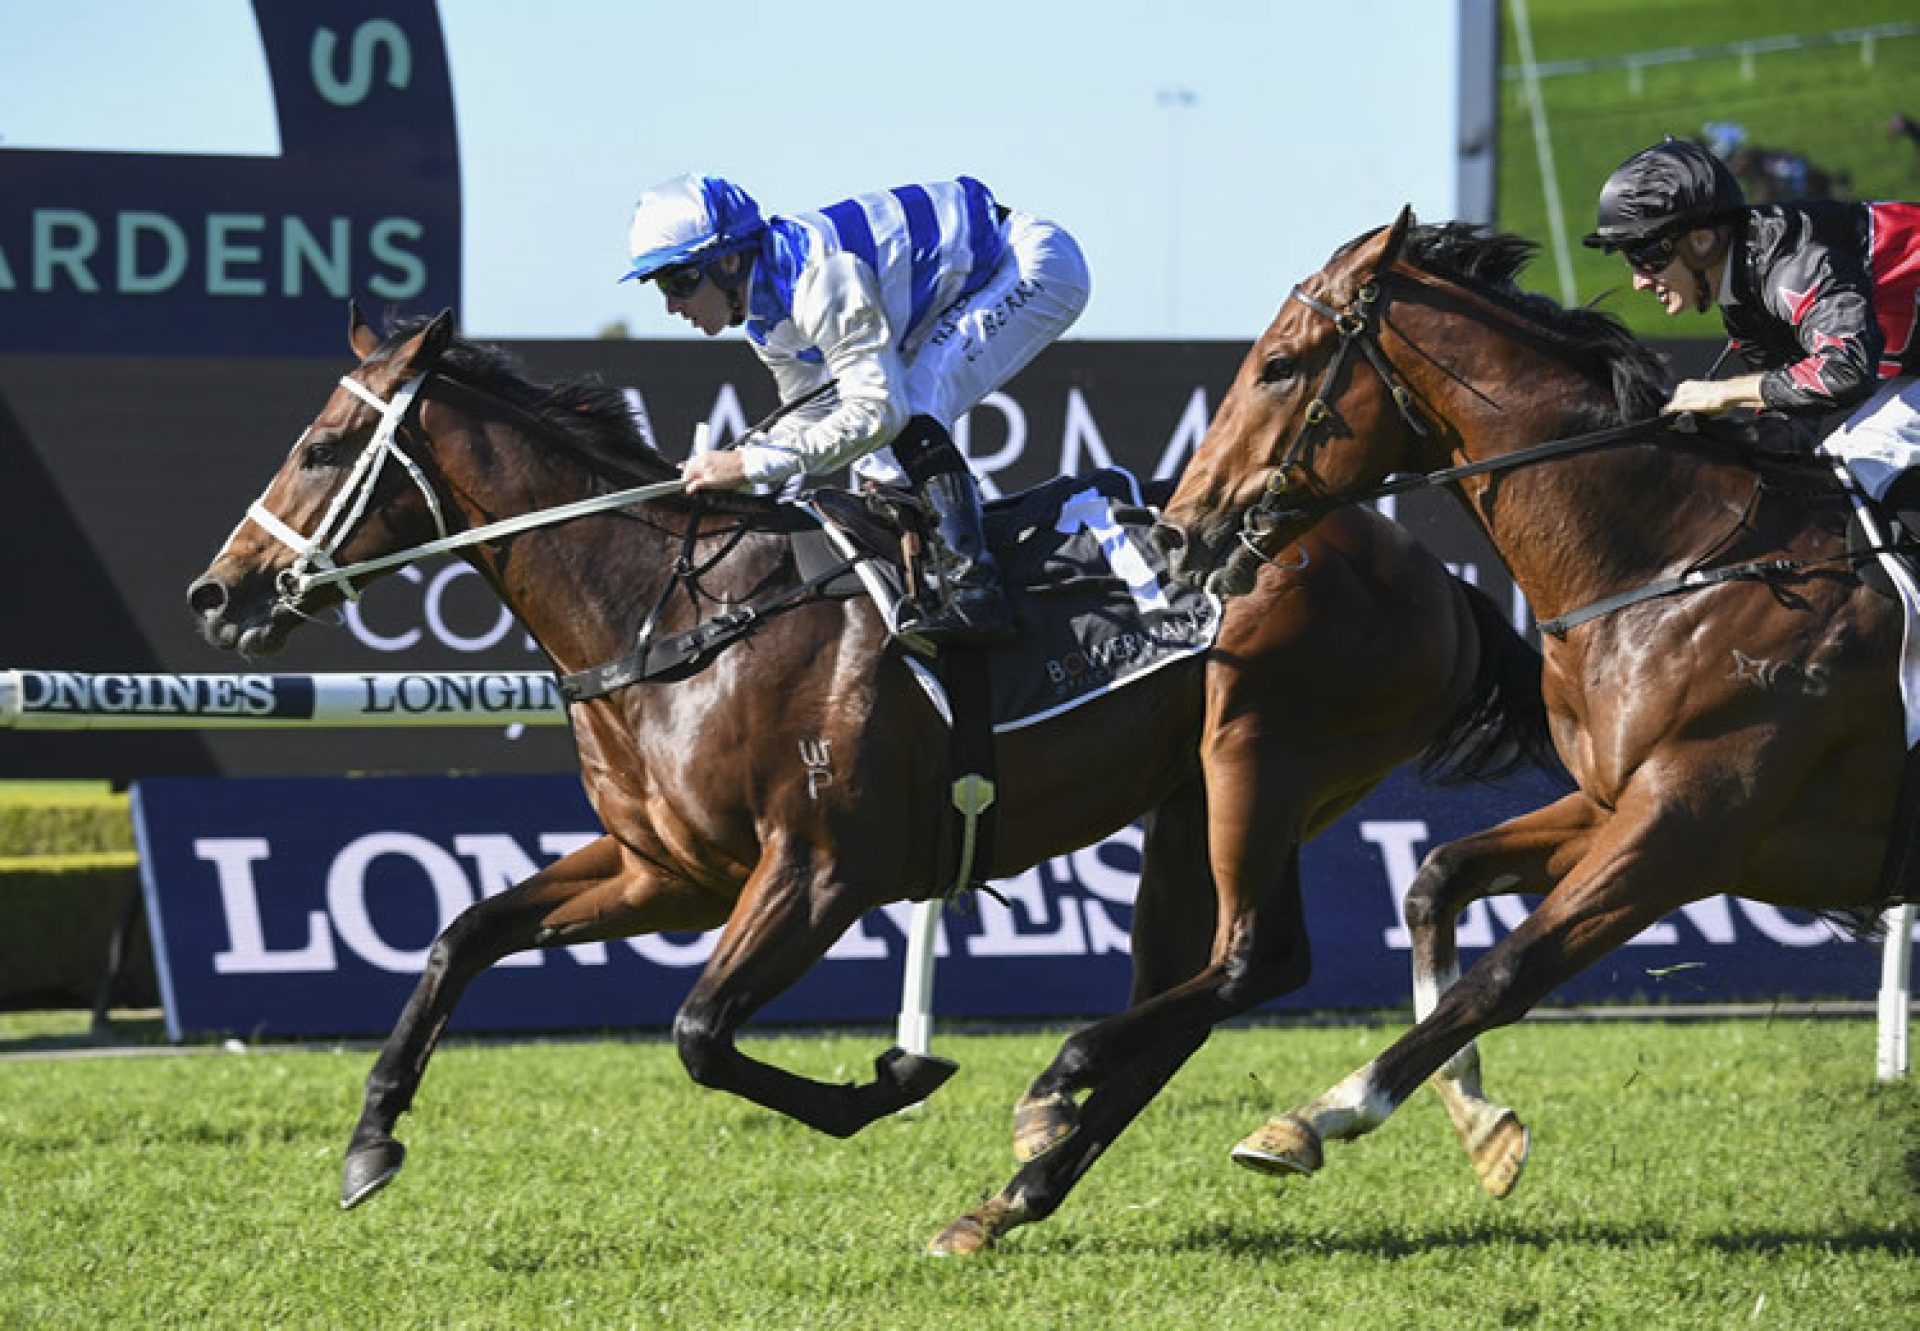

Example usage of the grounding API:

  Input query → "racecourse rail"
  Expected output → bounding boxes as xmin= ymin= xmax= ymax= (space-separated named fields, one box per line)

xmin=1 ymin=667 xmax=1909 ymax=1080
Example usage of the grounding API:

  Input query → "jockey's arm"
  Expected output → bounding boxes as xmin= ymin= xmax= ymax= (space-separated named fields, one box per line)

xmin=736 ymin=254 xmax=909 ymax=488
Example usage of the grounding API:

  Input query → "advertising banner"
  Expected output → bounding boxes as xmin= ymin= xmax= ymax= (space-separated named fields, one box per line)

xmin=133 ymin=773 xmax=1888 ymax=1041
xmin=0 ymin=1 xmax=460 ymax=357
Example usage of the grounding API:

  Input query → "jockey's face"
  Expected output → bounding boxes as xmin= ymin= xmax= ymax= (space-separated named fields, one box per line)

xmin=660 ymin=253 xmax=749 ymax=336
xmin=1629 ymin=228 xmax=1723 ymax=317
xmin=662 ymin=265 xmax=733 ymax=336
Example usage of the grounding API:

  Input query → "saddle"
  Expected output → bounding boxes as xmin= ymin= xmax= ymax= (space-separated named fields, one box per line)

xmin=805 ymin=470 xmax=1218 ymax=900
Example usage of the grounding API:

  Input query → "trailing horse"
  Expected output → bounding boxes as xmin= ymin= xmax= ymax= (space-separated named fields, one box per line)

xmin=1158 ymin=211 xmax=1907 ymax=1193
xmin=188 ymin=306 xmax=1551 ymax=1251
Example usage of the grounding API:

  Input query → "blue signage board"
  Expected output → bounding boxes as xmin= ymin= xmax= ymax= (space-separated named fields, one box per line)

xmin=131 ymin=771 xmax=1888 ymax=1042
xmin=0 ymin=1 xmax=460 ymax=356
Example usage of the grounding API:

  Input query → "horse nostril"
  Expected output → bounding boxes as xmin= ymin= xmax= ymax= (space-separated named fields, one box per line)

xmin=187 ymin=576 xmax=229 ymax=617
xmin=1150 ymin=522 xmax=1187 ymax=558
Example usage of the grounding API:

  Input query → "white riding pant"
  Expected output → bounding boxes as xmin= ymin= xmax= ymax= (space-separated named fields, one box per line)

xmin=1821 ymin=376 xmax=1920 ymax=499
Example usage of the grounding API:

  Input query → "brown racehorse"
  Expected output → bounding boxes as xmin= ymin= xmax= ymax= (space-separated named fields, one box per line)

xmin=1157 ymin=211 xmax=1908 ymax=1192
xmin=187 ymin=306 xmax=1552 ymax=1252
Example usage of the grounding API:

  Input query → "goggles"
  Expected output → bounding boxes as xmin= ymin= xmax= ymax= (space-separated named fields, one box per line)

xmin=653 ymin=264 xmax=706 ymax=299
xmin=1620 ymin=233 xmax=1679 ymax=275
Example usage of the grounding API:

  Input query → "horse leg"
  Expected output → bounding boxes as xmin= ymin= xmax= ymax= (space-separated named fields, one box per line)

xmin=1008 ymin=758 xmax=1310 ymax=1162
xmin=931 ymin=1029 xmax=1208 ymax=1255
xmin=1402 ymin=793 xmax=1597 ymax=1198
xmin=343 ymin=835 xmax=725 ymax=1209
xmin=933 ymin=785 xmax=1219 ymax=1255
xmin=1233 ymin=796 xmax=1693 ymax=1185
xmin=671 ymin=848 xmax=957 ymax=1137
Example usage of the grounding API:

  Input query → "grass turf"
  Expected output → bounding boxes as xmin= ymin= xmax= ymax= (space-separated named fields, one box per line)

xmin=0 ymin=1016 xmax=1911 ymax=1328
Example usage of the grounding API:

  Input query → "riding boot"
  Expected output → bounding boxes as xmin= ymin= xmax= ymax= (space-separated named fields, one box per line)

xmin=905 ymin=471 xmax=1016 ymax=647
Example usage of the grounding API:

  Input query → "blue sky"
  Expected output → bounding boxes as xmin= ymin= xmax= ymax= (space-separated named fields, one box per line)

xmin=0 ymin=0 xmax=1472 ymax=341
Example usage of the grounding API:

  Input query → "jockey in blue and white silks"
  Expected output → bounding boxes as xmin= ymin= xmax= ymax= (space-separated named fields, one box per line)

xmin=621 ymin=172 xmax=1090 ymax=646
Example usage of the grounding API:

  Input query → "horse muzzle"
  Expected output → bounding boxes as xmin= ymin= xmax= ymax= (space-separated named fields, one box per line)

xmin=186 ymin=572 xmax=299 ymax=659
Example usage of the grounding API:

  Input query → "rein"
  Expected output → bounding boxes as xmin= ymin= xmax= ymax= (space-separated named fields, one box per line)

xmin=248 ymin=366 xmax=864 ymax=698
xmin=254 ymin=373 xmax=833 ymax=606
xmin=253 ymin=371 xmax=688 ymax=605
xmin=1237 ymin=275 xmax=1867 ymax=638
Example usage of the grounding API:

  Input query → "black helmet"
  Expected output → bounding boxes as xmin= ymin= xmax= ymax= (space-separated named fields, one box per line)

xmin=1582 ymin=138 xmax=1746 ymax=251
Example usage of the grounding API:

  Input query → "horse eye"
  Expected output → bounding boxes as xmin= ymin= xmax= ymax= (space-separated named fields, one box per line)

xmin=1260 ymin=355 xmax=1299 ymax=386
xmin=302 ymin=439 xmax=341 ymax=469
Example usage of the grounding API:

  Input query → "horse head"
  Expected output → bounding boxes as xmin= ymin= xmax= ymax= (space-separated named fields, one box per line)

xmin=188 ymin=304 xmax=458 ymax=657
xmin=1157 ymin=207 xmax=1427 ymax=596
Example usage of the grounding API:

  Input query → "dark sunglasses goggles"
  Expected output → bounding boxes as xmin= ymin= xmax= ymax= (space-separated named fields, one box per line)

xmin=653 ymin=264 xmax=707 ymax=299
xmin=1620 ymin=234 xmax=1679 ymax=274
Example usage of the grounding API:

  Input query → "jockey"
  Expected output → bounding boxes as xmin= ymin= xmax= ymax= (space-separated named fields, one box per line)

xmin=1583 ymin=137 xmax=1920 ymax=502
xmin=620 ymin=173 xmax=1091 ymax=646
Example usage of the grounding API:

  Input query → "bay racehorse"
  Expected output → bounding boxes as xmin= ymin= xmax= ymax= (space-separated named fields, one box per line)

xmin=188 ymin=306 xmax=1552 ymax=1252
xmin=1156 ymin=211 xmax=1907 ymax=1191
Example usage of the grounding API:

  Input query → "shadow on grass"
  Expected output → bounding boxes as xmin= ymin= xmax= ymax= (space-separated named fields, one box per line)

xmin=0 ymin=1009 xmax=171 ymax=1056
xmin=1166 ymin=1213 xmax=1919 ymax=1260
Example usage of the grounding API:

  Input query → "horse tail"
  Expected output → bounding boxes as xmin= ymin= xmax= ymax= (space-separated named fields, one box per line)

xmin=1418 ymin=577 xmax=1566 ymax=787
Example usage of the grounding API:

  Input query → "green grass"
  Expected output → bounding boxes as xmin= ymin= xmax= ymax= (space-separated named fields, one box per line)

xmin=1497 ymin=1 xmax=1920 ymax=335
xmin=0 ymin=1018 xmax=1911 ymax=1328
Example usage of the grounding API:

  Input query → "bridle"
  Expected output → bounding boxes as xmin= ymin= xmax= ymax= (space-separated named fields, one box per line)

xmin=1232 ymin=271 xmax=1685 ymax=565
xmin=1222 ymin=266 xmax=1845 ymax=638
xmin=244 ymin=370 xmax=685 ymax=616
xmin=245 ymin=373 xmax=446 ymax=608
xmin=1235 ymin=278 xmax=1430 ymax=565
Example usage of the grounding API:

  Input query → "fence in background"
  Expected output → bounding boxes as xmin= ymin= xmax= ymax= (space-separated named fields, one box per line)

xmin=2 ymin=668 xmax=1909 ymax=1077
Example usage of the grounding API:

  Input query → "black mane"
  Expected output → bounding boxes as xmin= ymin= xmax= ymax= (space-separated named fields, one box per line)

xmin=1398 ymin=223 xmax=1674 ymax=421
xmin=372 ymin=316 xmax=771 ymax=514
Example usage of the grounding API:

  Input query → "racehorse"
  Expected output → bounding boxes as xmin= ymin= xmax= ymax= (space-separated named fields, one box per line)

xmin=1156 ymin=211 xmax=1908 ymax=1189
xmin=187 ymin=306 xmax=1553 ymax=1252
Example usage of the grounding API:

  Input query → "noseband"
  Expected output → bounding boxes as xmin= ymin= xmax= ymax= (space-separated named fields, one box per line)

xmin=1237 ymin=279 xmax=1430 ymax=563
xmin=246 ymin=373 xmax=448 ymax=607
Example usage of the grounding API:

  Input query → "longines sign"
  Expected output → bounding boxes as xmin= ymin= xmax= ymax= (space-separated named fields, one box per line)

xmin=0 ymin=1 xmax=460 ymax=356
xmin=133 ymin=772 xmax=1884 ymax=1039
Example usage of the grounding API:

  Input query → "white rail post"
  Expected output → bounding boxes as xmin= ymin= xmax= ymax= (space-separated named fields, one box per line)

xmin=896 ymin=899 xmax=941 ymax=1056
xmin=1878 ymin=903 xmax=1915 ymax=1082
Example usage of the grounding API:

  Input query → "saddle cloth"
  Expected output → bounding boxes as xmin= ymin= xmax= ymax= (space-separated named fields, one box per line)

xmin=810 ymin=467 xmax=1223 ymax=733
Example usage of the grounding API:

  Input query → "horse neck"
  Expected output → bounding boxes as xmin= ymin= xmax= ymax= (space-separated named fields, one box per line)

xmin=425 ymin=404 xmax=782 ymax=680
xmin=1390 ymin=289 xmax=1759 ymax=625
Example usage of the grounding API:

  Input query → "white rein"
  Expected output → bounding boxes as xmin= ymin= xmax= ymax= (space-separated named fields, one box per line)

xmin=246 ymin=372 xmax=686 ymax=607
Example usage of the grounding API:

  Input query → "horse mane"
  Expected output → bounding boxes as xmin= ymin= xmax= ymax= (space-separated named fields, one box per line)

xmin=371 ymin=316 xmax=774 ymax=516
xmin=1396 ymin=223 xmax=1674 ymax=423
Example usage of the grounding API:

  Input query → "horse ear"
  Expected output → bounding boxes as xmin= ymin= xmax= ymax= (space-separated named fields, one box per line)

xmin=1382 ymin=204 xmax=1416 ymax=266
xmin=397 ymin=309 xmax=456 ymax=372
xmin=348 ymin=301 xmax=380 ymax=360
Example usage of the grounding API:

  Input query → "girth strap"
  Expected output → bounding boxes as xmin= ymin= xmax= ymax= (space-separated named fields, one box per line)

xmin=557 ymin=554 xmax=862 ymax=703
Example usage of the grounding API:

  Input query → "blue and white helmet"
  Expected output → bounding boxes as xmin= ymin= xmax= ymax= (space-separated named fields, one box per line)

xmin=620 ymin=174 xmax=766 ymax=283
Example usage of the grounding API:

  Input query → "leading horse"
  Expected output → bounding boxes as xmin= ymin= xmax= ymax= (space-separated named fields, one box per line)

xmin=188 ymin=306 xmax=1552 ymax=1252
xmin=1158 ymin=211 xmax=1906 ymax=1188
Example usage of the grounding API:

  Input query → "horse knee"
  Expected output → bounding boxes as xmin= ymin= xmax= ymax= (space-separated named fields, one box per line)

xmin=1448 ymin=950 xmax=1530 ymax=1028
xmin=673 ymin=1009 xmax=728 ymax=1088
xmin=1218 ymin=937 xmax=1311 ymax=1009
xmin=1403 ymin=845 xmax=1477 ymax=931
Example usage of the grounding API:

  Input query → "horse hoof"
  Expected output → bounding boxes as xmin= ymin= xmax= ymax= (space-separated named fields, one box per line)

xmin=1012 ymin=1091 xmax=1079 ymax=1163
xmin=876 ymin=1047 xmax=960 ymax=1106
xmin=1471 ymin=1111 xmax=1529 ymax=1200
xmin=340 ymin=1137 xmax=406 ymax=1210
xmin=926 ymin=1215 xmax=993 ymax=1257
xmin=1230 ymin=1113 xmax=1322 ymax=1178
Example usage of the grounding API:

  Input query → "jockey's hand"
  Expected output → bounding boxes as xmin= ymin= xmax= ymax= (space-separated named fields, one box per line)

xmin=1662 ymin=373 xmax=1767 ymax=418
xmin=680 ymin=448 xmax=751 ymax=493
